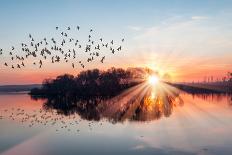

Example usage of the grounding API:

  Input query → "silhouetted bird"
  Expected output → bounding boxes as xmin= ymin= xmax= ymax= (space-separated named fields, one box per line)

xmin=39 ymin=60 xmax=42 ymax=68
xmin=2 ymin=25 xmax=125 ymax=70
xmin=117 ymin=46 xmax=122 ymax=51
xmin=100 ymin=56 xmax=105 ymax=63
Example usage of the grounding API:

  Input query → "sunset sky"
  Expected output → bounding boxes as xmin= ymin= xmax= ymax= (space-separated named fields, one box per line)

xmin=0 ymin=0 xmax=232 ymax=84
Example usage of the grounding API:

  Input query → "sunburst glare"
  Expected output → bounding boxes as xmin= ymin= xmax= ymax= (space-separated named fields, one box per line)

xmin=148 ymin=75 xmax=159 ymax=85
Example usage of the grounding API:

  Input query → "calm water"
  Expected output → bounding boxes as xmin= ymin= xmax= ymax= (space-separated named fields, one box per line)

xmin=0 ymin=91 xmax=232 ymax=155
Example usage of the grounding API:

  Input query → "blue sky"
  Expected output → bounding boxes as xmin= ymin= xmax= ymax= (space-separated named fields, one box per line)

xmin=0 ymin=0 xmax=231 ymax=40
xmin=0 ymin=0 xmax=232 ymax=84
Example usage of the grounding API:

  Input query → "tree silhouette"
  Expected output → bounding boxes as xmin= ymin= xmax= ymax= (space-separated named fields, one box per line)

xmin=30 ymin=68 xmax=142 ymax=99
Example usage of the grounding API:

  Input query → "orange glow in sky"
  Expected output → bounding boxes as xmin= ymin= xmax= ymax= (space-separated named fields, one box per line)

xmin=0 ymin=1 xmax=232 ymax=85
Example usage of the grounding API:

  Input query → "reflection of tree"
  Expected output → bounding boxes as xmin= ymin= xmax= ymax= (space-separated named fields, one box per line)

xmin=42 ymin=97 xmax=102 ymax=121
xmin=36 ymin=83 xmax=184 ymax=123
xmin=191 ymin=93 xmax=232 ymax=105
xmin=109 ymin=89 xmax=184 ymax=122
xmin=228 ymin=96 xmax=232 ymax=106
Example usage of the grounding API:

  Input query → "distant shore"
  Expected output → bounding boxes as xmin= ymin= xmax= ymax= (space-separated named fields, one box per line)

xmin=168 ymin=82 xmax=232 ymax=94
xmin=0 ymin=84 xmax=41 ymax=93
xmin=1 ymin=81 xmax=231 ymax=95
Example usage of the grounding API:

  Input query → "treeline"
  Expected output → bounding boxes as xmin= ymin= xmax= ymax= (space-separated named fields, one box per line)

xmin=167 ymin=82 xmax=232 ymax=94
xmin=30 ymin=68 xmax=143 ymax=98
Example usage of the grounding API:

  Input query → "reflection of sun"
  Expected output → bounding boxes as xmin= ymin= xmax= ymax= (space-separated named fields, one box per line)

xmin=148 ymin=75 xmax=159 ymax=85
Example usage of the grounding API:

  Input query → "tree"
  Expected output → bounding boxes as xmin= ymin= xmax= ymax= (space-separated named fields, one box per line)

xmin=30 ymin=68 xmax=142 ymax=98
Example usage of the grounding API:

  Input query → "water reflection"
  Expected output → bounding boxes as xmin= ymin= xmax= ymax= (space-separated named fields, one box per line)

xmin=31 ymin=83 xmax=184 ymax=122
xmin=190 ymin=93 xmax=232 ymax=106
xmin=1 ymin=87 xmax=232 ymax=155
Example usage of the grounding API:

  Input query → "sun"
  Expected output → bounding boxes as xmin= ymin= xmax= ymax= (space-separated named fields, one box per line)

xmin=148 ymin=75 xmax=159 ymax=85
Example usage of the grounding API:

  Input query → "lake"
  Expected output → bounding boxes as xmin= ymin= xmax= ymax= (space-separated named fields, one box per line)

xmin=0 ymin=90 xmax=232 ymax=155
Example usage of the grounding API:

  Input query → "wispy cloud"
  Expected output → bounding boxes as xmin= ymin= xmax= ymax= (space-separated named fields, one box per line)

xmin=130 ymin=144 xmax=145 ymax=150
xmin=128 ymin=16 xmax=232 ymax=80
xmin=191 ymin=16 xmax=209 ymax=20
xmin=127 ymin=25 xmax=142 ymax=31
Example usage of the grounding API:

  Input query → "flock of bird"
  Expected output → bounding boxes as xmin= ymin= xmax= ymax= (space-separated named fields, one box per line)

xmin=0 ymin=107 xmax=104 ymax=133
xmin=0 ymin=26 xmax=124 ymax=69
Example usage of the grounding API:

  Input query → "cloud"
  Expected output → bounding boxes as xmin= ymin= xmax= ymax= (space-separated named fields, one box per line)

xmin=128 ymin=16 xmax=232 ymax=80
xmin=133 ymin=17 xmax=232 ymax=56
xmin=130 ymin=144 xmax=146 ymax=150
xmin=127 ymin=25 xmax=142 ymax=31
xmin=191 ymin=16 xmax=209 ymax=20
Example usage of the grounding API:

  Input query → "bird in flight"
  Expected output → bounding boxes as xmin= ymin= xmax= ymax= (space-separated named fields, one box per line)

xmin=100 ymin=56 xmax=105 ymax=63
xmin=1 ymin=25 xmax=125 ymax=70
